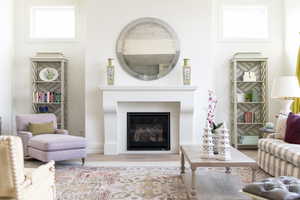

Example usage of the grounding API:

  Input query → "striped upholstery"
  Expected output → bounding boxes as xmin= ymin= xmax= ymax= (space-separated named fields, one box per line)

xmin=258 ymin=138 xmax=300 ymax=178
xmin=259 ymin=139 xmax=300 ymax=167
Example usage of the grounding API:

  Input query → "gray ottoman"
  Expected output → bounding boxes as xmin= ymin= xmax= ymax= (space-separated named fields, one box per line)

xmin=243 ymin=176 xmax=300 ymax=200
xmin=28 ymin=134 xmax=86 ymax=164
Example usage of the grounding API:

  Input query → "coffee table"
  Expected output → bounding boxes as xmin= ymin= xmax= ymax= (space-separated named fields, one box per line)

xmin=180 ymin=145 xmax=258 ymax=199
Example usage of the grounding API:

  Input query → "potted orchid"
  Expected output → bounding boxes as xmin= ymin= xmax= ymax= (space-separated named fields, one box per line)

xmin=207 ymin=90 xmax=223 ymax=153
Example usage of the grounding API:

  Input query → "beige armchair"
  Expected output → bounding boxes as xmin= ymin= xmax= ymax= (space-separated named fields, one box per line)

xmin=0 ymin=136 xmax=56 ymax=200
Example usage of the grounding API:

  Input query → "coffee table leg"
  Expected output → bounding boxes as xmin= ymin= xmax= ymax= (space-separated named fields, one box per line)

xmin=251 ymin=167 xmax=257 ymax=182
xmin=181 ymin=150 xmax=185 ymax=174
xmin=191 ymin=168 xmax=197 ymax=198
xmin=225 ymin=167 xmax=232 ymax=174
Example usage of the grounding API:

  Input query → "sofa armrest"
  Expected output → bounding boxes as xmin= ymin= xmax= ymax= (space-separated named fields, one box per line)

xmin=55 ymin=129 xmax=69 ymax=135
xmin=21 ymin=161 xmax=56 ymax=199
xmin=24 ymin=161 xmax=55 ymax=185
xmin=17 ymin=131 xmax=33 ymax=156
xmin=267 ymin=133 xmax=282 ymax=139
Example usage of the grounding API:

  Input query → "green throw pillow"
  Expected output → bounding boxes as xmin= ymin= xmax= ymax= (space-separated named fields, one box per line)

xmin=28 ymin=122 xmax=55 ymax=135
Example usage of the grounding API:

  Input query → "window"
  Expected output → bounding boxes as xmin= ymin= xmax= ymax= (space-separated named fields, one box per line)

xmin=221 ymin=6 xmax=269 ymax=40
xmin=30 ymin=6 xmax=76 ymax=40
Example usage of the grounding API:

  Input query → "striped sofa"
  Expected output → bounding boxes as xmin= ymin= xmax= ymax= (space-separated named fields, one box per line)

xmin=258 ymin=134 xmax=300 ymax=178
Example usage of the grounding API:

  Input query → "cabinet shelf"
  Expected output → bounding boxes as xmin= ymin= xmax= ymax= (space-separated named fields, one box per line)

xmin=237 ymin=144 xmax=258 ymax=150
xmin=237 ymin=123 xmax=264 ymax=125
xmin=33 ymin=81 xmax=62 ymax=83
xmin=33 ymin=102 xmax=63 ymax=105
xmin=237 ymin=102 xmax=264 ymax=104
xmin=234 ymin=81 xmax=264 ymax=83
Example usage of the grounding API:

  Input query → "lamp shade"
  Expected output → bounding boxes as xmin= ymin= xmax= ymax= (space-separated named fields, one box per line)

xmin=271 ymin=76 xmax=300 ymax=99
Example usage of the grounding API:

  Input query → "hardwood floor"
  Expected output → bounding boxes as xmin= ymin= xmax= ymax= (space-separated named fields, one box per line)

xmin=85 ymin=150 xmax=257 ymax=162
xmin=86 ymin=153 xmax=180 ymax=162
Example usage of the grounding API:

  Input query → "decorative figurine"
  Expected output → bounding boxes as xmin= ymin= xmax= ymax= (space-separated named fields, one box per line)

xmin=200 ymin=120 xmax=215 ymax=159
xmin=217 ymin=122 xmax=231 ymax=161
xmin=183 ymin=58 xmax=191 ymax=85
xmin=107 ymin=58 xmax=115 ymax=85
xmin=243 ymin=71 xmax=256 ymax=82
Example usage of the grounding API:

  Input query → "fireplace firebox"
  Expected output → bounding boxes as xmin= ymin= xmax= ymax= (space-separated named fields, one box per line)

xmin=127 ymin=112 xmax=170 ymax=151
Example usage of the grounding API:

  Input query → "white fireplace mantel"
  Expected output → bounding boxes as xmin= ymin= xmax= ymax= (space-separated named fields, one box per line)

xmin=99 ymin=85 xmax=197 ymax=155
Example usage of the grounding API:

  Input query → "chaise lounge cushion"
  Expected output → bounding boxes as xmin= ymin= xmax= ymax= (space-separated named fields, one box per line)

xmin=259 ymin=138 xmax=300 ymax=167
xmin=243 ymin=176 xmax=300 ymax=200
xmin=28 ymin=134 xmax=86 ymax=152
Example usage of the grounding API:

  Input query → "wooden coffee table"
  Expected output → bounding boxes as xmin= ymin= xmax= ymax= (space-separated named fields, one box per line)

xmin=180 ymin=145 xmax=258 ymax=199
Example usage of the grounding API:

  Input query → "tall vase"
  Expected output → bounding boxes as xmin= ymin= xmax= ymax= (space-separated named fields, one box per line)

xmin=212 ymin=134 xmax=218 ymax=154
xmin=217 ymin=122 xmax=231 ymax=161
xmin=183 ymin=58 xmax=191 ymax=85
xmin=200 ymin=121 xmax=215 ymax=159
xmin=107 ymin=58 xmax=115 ymax=85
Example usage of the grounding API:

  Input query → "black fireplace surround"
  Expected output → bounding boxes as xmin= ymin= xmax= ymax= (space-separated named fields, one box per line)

xmin=127 ymin=112 xmax=170 ymax=151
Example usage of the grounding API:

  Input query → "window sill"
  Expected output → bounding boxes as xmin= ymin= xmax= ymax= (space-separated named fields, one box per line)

xmin=217 ymin=38 xmax=271 ymax=43
xmin=27 ymin=38 xmax=79 ymax=43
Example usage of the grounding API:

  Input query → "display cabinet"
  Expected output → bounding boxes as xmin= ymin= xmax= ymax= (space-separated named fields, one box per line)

xmin=31 ymin=52 xmax=67 ymax=129
xmin=231 ymin=52 xmax=268 ymax=149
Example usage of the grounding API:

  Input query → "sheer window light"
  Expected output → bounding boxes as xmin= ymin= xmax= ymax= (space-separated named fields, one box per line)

xmin=30 ymin=6 xmax=76 ymax=39
xmin=222 ymin=6 xmax=269 ymax=40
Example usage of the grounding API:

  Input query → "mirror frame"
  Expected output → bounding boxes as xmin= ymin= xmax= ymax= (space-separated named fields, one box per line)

xmin=116 ymin=17 xmax=180 ymax=81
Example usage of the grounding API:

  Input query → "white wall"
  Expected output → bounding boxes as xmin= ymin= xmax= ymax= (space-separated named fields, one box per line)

xmin=212 ymin=0 xmax=284 ymax=124
xmin=12 ymin=0 xmax=286 ymax=152
xmin=0 ymin=0 xmax=14 ymax=134
xmin=14 ymin=0 xmax=85 ymax=136
xmin=284 ymin=0 xmax=300 ymax=75
xmin=85 ymin=0 xmax=214 ymax=152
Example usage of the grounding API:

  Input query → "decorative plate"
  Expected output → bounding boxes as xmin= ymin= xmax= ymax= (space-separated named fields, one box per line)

xmin=39 ymin=68 xmax=59 ymax=81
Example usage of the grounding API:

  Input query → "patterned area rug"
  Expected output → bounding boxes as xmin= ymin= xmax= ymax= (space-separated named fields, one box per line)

xmin=55 ymin=166 xmax=270 ymax=200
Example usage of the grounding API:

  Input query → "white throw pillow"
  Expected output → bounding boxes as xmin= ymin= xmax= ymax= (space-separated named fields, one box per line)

xmin=275 ymin=114 xmax=287 ymax=139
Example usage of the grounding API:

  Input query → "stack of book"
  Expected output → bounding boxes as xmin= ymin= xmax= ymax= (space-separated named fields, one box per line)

xmin=34 ymin=92 xmax=62 ymax=103
xmin=244 ymin=112 xmax=254 ymax=123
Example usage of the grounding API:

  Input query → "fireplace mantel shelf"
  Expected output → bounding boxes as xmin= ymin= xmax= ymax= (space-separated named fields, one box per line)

xmin=99 ymin=85 xmax=197 ymax=92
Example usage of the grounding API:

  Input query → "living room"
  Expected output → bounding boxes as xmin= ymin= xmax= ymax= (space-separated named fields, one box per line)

xmin=1 ymin=0 xmax=300 ymax=199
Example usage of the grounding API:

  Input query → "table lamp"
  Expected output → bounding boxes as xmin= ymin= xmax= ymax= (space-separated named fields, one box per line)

xmin=271 ymin=76 xmax=300 ymax=114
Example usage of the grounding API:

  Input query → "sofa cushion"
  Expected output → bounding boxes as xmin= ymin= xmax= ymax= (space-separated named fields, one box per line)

xmin=259 ymin=138 xmax=300 ymax=167
xmin=285 ymin=112 xmax=300 ymax=144
xmin=28 ymin=122 xmax=55 ymax=135
xmin=28 ymin=134 xmax=86 ymax=151
xmin=275 ymin=114 xmax=288 ymax=139
xmin=243 ymin=176 xmax=300 ymax=200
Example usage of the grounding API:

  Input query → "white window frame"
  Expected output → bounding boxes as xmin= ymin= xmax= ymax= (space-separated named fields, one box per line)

xmin=218 ymin=2 xmax=270 ymax=42
xmin=28 ymin=5 xmax=78 ymax=42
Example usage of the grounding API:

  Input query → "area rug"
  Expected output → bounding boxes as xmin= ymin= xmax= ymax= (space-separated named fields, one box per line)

xmin=55 ymin=166 xmax=270 ymax=200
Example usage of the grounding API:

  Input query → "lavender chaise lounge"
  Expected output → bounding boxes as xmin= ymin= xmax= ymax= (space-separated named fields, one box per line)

xmin=16 ymin=114 xmax=86 ymax=164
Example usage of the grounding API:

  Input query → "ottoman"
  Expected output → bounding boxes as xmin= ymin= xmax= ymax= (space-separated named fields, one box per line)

xmin=28 ymin=134 xmax=86 ymax=164
xmin=243 ymin=176 xmax=300 ymax=200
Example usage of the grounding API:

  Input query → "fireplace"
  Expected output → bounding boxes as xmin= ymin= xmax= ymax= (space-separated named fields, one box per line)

xmin=127 ymin=112 xmax=170 ymax=151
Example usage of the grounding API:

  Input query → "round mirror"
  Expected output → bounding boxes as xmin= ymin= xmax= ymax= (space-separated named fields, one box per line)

xmin=116 ymin=18 xmax=180 ymax=81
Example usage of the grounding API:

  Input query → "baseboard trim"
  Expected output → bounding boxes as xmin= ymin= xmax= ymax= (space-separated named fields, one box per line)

xmin=87 ymin=143 xmax=104 ymax=154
